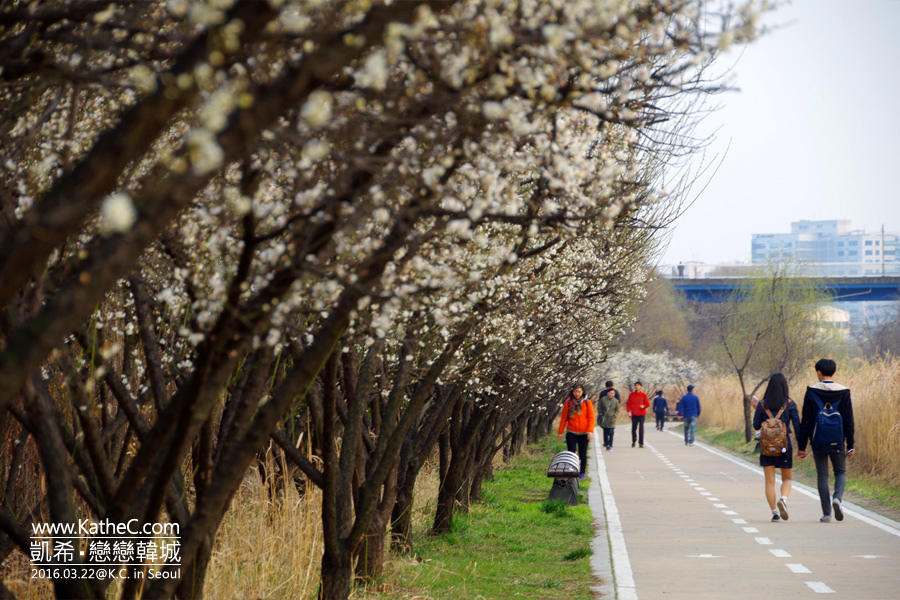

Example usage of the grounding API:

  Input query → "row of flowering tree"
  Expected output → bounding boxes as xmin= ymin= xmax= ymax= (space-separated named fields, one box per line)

xmin=0 ymin=1 xmax=765 ymax=598
xmin=592 ymin=348 xmax=705 ymax=398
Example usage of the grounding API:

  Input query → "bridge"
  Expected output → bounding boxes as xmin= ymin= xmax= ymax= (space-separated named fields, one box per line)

xmin=670 ymin=276 xmax=900 ymax=303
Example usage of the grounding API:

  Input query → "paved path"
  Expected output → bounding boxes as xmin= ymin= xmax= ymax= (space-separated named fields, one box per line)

xmin=589 ymin=423 xmax=900 ymax=599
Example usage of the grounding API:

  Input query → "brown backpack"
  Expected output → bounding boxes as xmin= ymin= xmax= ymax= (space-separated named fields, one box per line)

xmin=759 ymin=403 xmax=789 ymax=457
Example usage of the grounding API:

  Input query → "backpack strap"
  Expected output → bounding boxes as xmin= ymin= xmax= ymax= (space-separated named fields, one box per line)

xmin=808 ymin=389 xmax=825 ymax=410
xmin=763 ymin=404 xmax=787 ymax=419
xmin=809 ymin=388 xmax=839 ymax=411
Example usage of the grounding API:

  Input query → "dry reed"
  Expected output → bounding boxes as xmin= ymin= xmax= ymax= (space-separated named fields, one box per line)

xmin=204 ymin=474 xmax=323 ymax=600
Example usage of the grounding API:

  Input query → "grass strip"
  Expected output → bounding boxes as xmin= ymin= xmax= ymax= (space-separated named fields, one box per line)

xmin=364 ymin=436 xmax=598 ymax=599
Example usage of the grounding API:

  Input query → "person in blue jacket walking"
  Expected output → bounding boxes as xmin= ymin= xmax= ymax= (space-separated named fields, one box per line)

xmin=679 ymin=385 xmax=701 ymax=446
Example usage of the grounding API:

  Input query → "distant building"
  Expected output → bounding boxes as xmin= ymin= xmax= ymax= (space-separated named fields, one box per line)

xmin=815 ymin=305 xmax=851 ymax=340
xmin=751 ymin=220 xmax=899 ymax=276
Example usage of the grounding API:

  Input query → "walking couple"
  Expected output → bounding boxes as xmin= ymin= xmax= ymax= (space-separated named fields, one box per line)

xmin=752 ymin=359 xmax=855 ymax=523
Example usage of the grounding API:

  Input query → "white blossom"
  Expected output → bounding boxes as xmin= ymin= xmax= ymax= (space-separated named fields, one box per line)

xmin=482 ymin=101 xmax=508 ymax=121
xmin=199 ymin=88 xmax=237 ymax=133
xmin=130 ymin=64 xmax=157 ymax=94
xmin=302 ymin=139 xmax=331 ymax=162
xmin=166 ymin=0 xmax=190 ymax=17
xmin=99 ymin=193 xmax=137 ymax=235
xmin=356 ymin=51 xmax=389 ymax=91
xmin=93 ymin=4 xmax=116 ymax=24
xmin=300 ymin=90 xmax=333 ymax=128
xmin=186 ymin=128 xmax=224 ymax=175
xmin=189 ymin=2 xmax=226 ymax=26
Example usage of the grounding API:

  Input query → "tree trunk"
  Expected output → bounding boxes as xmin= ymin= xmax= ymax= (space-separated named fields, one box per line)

xmin=175 ymin=534 xmax=212 ymax=599
xmin=319 ymin=545 xmax=354 ymax=600
xmin=743 ymin=393 xmax=753 ymax=442
xmin=432 ymin=463 xmax=461 ymax=534
xmin=390 ymin=466 xmax=416 ymax=553
xmin=356 ymin=519 xmax=388 ymax=582
xmin=438 ymin=429 xmax=450 ymax=484
xmin=470 ymin=460 xmax=493 ymax=504
xmin=470 ymin=468 xmax=484 ymax=504
xmin=356 ymin=462 xmax=399 ymax=582
xmin=434 ymin=438 xmax=476 ymax=532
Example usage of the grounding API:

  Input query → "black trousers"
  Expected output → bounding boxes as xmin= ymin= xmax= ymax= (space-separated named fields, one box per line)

xmin=631 ymin=415 xmax=645 ymax=445
xmin=566 ymin=431 xmax=589 ymax=475
xmin=603 ymin=427 xmax=615 ymax=448
xmin=655 ymin=412 xmax=666 ymax=430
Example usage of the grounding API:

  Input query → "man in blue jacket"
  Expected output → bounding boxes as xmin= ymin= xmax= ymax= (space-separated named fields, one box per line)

xmin=652 ymin=390 xmax=668 ymax=431
xmin=679 ymin=385 xmax=701 ymax=446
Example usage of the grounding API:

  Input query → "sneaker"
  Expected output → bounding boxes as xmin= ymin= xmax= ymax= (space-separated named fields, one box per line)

xmin=579 ymin=473 xmax=586 ymax=480
xmin=833 ymin=498 xmax=844 ymax=521
xmin=632 ymin=443 xmax=636 ymax=448
xmin=771 ymin=513 xmax=781 ymax=522
xmin=820 ymin=515 xmax=832 ymax=523
xmin=777 ymin=498 xmax=789 ymax=521
xmin=639 ymin=444 xmax=644 ymax=448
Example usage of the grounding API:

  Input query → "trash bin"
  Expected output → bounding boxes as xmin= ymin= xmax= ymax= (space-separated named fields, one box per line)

xmin=546 ymin=450 xmax=580 ymax=506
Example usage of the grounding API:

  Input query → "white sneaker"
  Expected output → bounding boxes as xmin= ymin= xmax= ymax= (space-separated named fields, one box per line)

xmin=777 ymin=498 xmax=789 ymax=521
xmin=833 ymin=498 xmax=844 ymax=521
xmin=820 ymin=515 xmax=832 ymax=523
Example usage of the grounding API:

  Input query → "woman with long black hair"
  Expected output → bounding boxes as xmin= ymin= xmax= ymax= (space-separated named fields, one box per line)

xmin=752 ymin=373 xmax=801 ymax=521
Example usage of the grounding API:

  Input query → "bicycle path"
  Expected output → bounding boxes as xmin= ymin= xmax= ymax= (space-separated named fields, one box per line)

xmin=588 ymin=423 xmax=900 ymax=599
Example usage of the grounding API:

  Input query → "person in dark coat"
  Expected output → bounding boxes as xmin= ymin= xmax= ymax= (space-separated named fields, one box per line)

xmin=652 ymin=390 xmax=668 ymax=431
xmin=797 ymin=358 xmax=855 ymax=522
xmin=752 ymin=373 xmax=800 ymax=522
xmin=598 ymin=388 xmax=620 ymax=450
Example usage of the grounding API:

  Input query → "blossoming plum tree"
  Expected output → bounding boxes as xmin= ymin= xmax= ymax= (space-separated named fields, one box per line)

xmin=0 ymin=1 xmax=767 ymax=598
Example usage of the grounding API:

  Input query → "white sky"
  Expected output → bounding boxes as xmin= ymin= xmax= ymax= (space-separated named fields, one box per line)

xmin=659 ymin=0 xmax=900 ymax=266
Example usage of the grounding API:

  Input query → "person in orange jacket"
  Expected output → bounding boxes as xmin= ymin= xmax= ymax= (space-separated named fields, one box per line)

xmin=557 ymin=384 xmax=595 ymax=479
xmin=626 ymin=381 xmax=651 ymax=448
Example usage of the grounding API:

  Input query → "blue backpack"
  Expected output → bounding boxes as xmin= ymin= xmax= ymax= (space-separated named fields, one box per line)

xmin=809 ymin=390 xmax=843 ymax=454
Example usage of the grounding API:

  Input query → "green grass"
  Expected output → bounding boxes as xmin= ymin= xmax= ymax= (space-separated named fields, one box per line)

xmin=697 ymin=426 xmax=900 ymax=514
xmin=367 ymin=436 xmax=597 ymax=599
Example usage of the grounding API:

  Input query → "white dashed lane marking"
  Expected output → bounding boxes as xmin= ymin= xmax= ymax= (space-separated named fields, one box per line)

xmin=786 ymin=563 xmax=811 ymax=574
xmin=805 ymin=582 xmax=836 ymax=594
xmin=652 ymin=447 xmax=844 ymax=594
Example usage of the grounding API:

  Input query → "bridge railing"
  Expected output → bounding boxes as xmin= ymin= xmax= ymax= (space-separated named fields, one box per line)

xmin=658 ymin=262 xmax=900 ymax=279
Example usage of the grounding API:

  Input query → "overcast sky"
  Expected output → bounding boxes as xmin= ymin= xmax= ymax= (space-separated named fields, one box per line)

xmin=658 ymin=0 xmax=900 ymax=267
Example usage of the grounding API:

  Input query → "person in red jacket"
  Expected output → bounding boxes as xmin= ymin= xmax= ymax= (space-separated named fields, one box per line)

xmin=626 ymin=382 xmax=650 ymax=448
xmin=557 ymin=384 xmax=596 ymax=479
